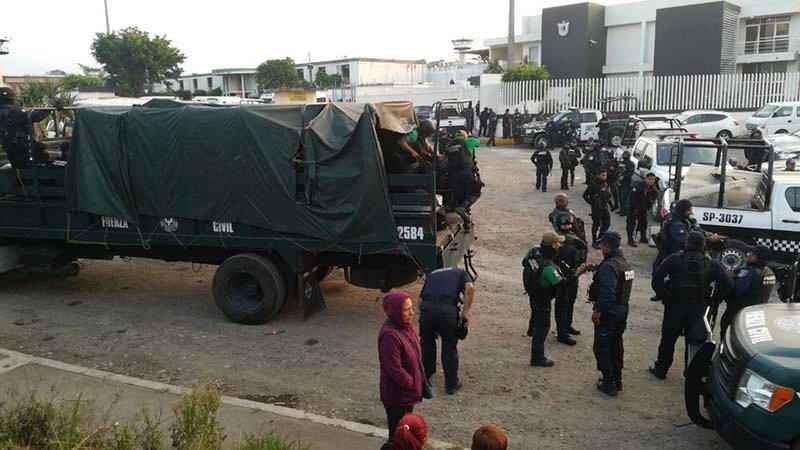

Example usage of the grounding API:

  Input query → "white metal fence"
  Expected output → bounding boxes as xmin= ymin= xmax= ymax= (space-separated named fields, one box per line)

xmin=482 ymin=72 xmax=800 ymax=115
xmin=352 ymin=85 xmax=479 ymax=107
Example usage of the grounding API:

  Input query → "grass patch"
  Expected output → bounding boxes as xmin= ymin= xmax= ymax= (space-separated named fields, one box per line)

xmin=0 ymin=384 xmax=308 ymax=450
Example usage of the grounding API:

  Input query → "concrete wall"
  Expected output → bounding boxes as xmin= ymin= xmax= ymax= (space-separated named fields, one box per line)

xmin=354 ymin=61 xmax=426 ymax=85
xmin=353 ymin=84 xmax=479 ymax=108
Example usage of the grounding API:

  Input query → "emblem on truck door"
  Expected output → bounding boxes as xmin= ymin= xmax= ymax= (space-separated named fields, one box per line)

xmin=558 ymin=21 xmax=570 ymax=37
xmin=159 ymin=218 xmax=179 ymax=233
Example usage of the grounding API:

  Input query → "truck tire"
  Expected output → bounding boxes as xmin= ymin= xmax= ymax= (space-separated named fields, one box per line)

xmin=533 ymin=134 xmax=549 ymax=149
xmin=213 ymin=254 xmax=286 ymax=325
xmin=719 ymin=240 xmax=753 ymax=273
xmin=316 ymin=265 xmax=334 ymax=282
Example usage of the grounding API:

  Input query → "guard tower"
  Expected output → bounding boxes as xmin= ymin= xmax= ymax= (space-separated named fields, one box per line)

xmin=451 ymin=38 xmax=473 ymax=64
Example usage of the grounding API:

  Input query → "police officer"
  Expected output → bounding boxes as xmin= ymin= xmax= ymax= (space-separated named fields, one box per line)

xmin=479 ymin=107 xmax=489 ymax=137
xmin=596 ymin=114 xmax=610 ymax=147
xmin=649 ymin=232 xmax=733 ymax=379
xmin=526 ymin=232 xmax=565 ymax=367
xmin=532 ymin=141 xmax=553 ymax=193
xmin=583 ymin=169 xmax=613 ymax=248
xmin=606 ymin=155 xmax=620 ymax=211
xmin=419 ymin=266 xmax=476 ymax=395
xmin=581 ymin=141 xmax=600 ymax=185
xmin=589 ymin=232 xmax=633 ymax=397
xmin=0 ymin=87 xmax=49 ymax=169
xmin=655 ymin=199 xmax=702 ymax=269
xmin=626 ymin=172 xmax=659 ymax=247
xmin=617 ymin=151 xmax=636 ymax=216
xmin=502 ymin=109 xmax=512 ymax=139
xmin=554 ymin=214 xmax=588 ymax=345
xmin=720 ymin=245 xmax=777 ymax=337
xmin=548 ymin=193 xmax=587 ymax=244
xmin=487 ymin=109 xmax=498 ymax=146
xmin=512 ymin=108 xmax=523 ymax=141
xmin=559 ymin=143 xmax=581 ymax=190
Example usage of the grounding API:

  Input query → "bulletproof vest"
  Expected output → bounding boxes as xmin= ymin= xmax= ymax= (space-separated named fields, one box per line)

xmin=741 ymin=265 xmax=776 ymax=307
xmin=588 ymin=254 xmax=634 ymax=306
xmin=674 ymin=252 xmax=711 ymax=304
xmin=1 ymin=107 xmax=33 ymax=169
xmin=534 ymin=150 xmax=549 ymax=166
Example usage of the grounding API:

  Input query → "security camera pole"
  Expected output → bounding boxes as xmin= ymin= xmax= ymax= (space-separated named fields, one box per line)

xmin=507 ymin=0 xmax=516 ymax=66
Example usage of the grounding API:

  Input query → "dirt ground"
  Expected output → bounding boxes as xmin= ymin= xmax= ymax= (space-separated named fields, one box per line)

xmin=0 ymin=146 xmax=729 ymax=449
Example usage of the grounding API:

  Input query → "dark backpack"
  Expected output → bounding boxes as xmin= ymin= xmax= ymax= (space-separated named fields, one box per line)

xmin=522 ymin=247 xmax=544 ymax=295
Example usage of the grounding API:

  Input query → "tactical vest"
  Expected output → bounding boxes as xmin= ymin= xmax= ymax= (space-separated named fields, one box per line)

xmin=740 ymin=265 xmax=776 ymax=308
xmin=588 ymin=255 xmax=634 ymax=306
xmin=674 ymin=252 xmax=711 ymax=304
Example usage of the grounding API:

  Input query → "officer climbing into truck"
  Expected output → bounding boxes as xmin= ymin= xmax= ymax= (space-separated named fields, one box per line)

xmin=625 ymin=172 xmax=658 ymax=248
xmin=391 ymin=119 xmax=436 ymax=173
xmin=596 ymin=114 xmax=610 ymax=147
xmin=419 ymin=266 xmax=476 ymax=395
xmin=559 ymin=143 xmax=581 ymax=190
xmin=531 ymin=141 xmax=553 ymax=192
xmin=583 ymin=169 xmax=613 ymax=248
xmin=719 ymin=245 xmax=777 ymax=337
xmin=649 ymin=232 xmax=733 ymax=380
xmin=554 ymin=214 xmax=588 ymax=345
xmin=0 ymin=87 xmax=50 ymax=169
xmin=616 ymin=151 xmax=636 ymax=216
xmin=588 ymin=232 xmax=633 ymax=397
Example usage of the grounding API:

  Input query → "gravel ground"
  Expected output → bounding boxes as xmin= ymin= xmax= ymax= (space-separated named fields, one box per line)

xmin=0 ymin=146 xmax=729 ymax=449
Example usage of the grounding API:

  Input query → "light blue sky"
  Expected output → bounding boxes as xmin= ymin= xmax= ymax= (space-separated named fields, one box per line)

xmin=1 ymin=0 xmax=633 ymax=75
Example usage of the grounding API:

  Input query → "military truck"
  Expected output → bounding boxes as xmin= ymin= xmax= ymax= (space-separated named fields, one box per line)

xmin=0 ymin=101 xmax=475 ymax=324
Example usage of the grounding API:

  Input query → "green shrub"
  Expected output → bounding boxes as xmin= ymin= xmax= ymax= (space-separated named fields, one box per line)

xmin=170 ymin=384 xmax=225 ymax=450
xmin=236 ymin=433 xmax=311 ymax=450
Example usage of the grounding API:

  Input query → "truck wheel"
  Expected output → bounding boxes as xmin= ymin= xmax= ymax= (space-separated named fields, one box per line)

xmin=316 ymin=265 xmax=334 ymax=282
xmin=719 ymin=240 xmax=753 ymax=272
xmin=534 ymin=135 xmax=548 ymax=149
xmin=716 ymin=130 xmax=733 ymax=140
xmin=213 ymin=254 xmax=286 ymax=325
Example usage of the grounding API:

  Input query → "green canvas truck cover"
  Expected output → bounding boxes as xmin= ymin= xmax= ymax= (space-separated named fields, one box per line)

xmin=66 ymin=103 xmax=401 ymax=253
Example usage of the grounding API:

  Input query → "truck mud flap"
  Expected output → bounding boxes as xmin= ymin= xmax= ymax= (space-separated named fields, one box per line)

xmin=299 ymin=268 xmax=326 ymax=319
xmin=685 ymin=341 xmax=717 ymax=430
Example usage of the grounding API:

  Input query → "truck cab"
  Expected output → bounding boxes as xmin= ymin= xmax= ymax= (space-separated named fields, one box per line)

xmin=686 ymin=303 xmax=800 ymax=450
xmin=521 ymin=108 xmax=601 ymax=148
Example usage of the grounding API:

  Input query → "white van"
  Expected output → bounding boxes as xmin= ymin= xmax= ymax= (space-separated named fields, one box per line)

xmin=745 ymin=101 xmax=800 ymax=137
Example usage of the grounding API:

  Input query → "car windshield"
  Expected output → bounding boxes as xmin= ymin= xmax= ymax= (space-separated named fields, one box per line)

xmin=415 ymin=106 xmax=432 ymax=114
xmin=550 ymin=112 xmax=567 ymax=122
xmin=754 ymin=105 xmax=779 ymax=118
xmin=657 ymin=144 xmax=718 ymax=166
xmin=674 ymin=114 xmax=690 ymax=123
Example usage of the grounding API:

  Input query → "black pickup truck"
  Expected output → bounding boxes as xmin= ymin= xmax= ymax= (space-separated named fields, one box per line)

xmin=0 ymin=102 xmax=475 ymax=324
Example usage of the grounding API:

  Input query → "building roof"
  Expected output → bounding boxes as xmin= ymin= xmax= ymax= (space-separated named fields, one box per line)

xmin=298 ymin=57 xmax=426 ymax=66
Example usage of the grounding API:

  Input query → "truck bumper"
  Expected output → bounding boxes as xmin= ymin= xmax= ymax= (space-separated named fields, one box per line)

xmin=709 ymin=381 xmax=793 ymax=450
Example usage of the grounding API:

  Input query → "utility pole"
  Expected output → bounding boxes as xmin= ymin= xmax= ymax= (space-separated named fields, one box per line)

xmin=104 ymin=0 xmax=111 ymax=34
xmin=507 ymin=0 xmax=516 ymax=66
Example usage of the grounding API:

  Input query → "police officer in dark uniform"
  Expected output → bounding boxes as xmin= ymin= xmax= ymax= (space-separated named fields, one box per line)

xmin=512 ymin=108 xmax=523 ymax=141
xmin=419 ymin=267 xmax=476 ymax=395
xmin=559 ymin=143 xmax=581 ymax=190
xmin=581 ymin=140 xmax=601 ymax=185
xmin=606 ymin=154 xmax=620 ymax=211
xmin=554 ymin=214 xmax=588 ymax=345
xmin=654 ymin=199 xmax=703 ymax=270
xmin=720 ymin=245 xmax=777 ymax=337
xmin=0 ymin=87 xmax=49 ymax=169
xmin=596 ymin=114 xmax=610 ymax=147
xmin=487 ymin=109 xmax=498 ymax=146
xmin=532 ymin=141 xmax=553 ymax=192
xmin=649 ymin=232 xmax=733 ymax=379
xmin=589 ymin=232 xmax=633 ymax=397
xmin=583 ymin=169 xmax=613 ymax=248
xmin=502 ymin=109 xmax=512 ymax=139
xmin=549 ymin=193 xmax=587 ymax=244
xmin=479 ymin=107 xmax=489 ymax=137
xmin=626 ymin=172 xmax=659 ymax=247
xmin=617 ymin=151 xmax=636 ymax=216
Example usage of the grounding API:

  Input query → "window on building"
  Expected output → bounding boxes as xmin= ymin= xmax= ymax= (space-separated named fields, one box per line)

xmin=178 ymin=80 xmax=184 ymax=91
xmin=192 ymin=79 xmax=198 ymax=91
xmin=340 ymin=64 xmax=350 ymax=85
xmin=207 ymin=77 xmax=213 ymax=89
xmin=744 ymin=16 xmax=790 ymax=54
xmin=786 ymin=187 xmax=800 ymax=213
xmin=742 ymin=61 xmax=789 ymax=74
xmin=296 ymin=69 xmax=305 ymax=80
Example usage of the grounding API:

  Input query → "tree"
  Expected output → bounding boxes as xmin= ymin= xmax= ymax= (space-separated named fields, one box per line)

xmin=193 ymin=89 xmax=208 ymax=96
xmin=19 ymin=81 xmax=76 ymax=108
xmin=92 ymin=27 xmax=186 ymax=97
xmin=484 ymin=61 xmax=504 ymax=74
xmin=256 ymin=58 xmax=300 ymax=91
xmin=501 ymin=63 xmax=550 ymax=82
xmin=314 ymin=71 xmax=342 ymax=89
xmin=61 ymin=74 xmax=104 ymax=91
xmin=209 ymin=87 xmax=223 ymax=96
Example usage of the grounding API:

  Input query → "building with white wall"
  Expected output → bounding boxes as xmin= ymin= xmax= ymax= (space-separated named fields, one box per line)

xmin=485 ymin=0 xmax=799 ymax=78
xmin=296 ymin=58 xmax=427 ymax=86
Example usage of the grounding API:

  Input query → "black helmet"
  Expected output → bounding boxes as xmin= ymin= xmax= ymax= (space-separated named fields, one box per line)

xmin=675 ymin=199 xmax=693 ymax=217
xmin=418 ymin=119 xmax=436 ymax=137
xmin=0 ymin=87 xmax=15 ymax=106
xmin=622 ymin=151 xmax=631 ymax=159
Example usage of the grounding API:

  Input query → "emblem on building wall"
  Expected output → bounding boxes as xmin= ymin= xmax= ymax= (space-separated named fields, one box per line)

xmin=558 ymin=20 xmax=570 ymax=37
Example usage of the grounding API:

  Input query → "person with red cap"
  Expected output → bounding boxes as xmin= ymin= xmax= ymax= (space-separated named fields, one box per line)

xmin=391 ymin=413 xmax=428 ymax=450
xmin=378 ymin=292 xmax=425 ymax=450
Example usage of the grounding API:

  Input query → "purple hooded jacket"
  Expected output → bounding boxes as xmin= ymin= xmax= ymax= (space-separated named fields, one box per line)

xmin=378 ymin=292 xmax=424 ymax=407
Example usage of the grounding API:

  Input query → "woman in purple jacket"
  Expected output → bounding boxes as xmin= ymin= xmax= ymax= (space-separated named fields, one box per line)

xmin=378 ymin=292 xmax=424 ymax=449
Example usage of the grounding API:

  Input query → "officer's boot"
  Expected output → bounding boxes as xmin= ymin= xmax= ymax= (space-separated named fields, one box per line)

xmin=628 ymin=234 xmax=638 ymax=248
xmin=596 ymin=377 xmax=618 ymax=397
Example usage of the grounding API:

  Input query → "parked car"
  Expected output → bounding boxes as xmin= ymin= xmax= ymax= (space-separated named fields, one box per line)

xmin=674 ymin=110 xmax=744 ymax=140
xmin=521 ymin=108 xmax=628 ymax=148
xmin=765 ymin=130 xmax=800 ymax=162
xmin=414 ymin=105 xmax=433 ymax=121
xmin=746 ymin=102 xmax=800 ymax=138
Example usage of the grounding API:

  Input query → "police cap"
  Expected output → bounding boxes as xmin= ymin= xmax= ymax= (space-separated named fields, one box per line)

xmin=541 ymin=231 xmax=565 ymax=247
